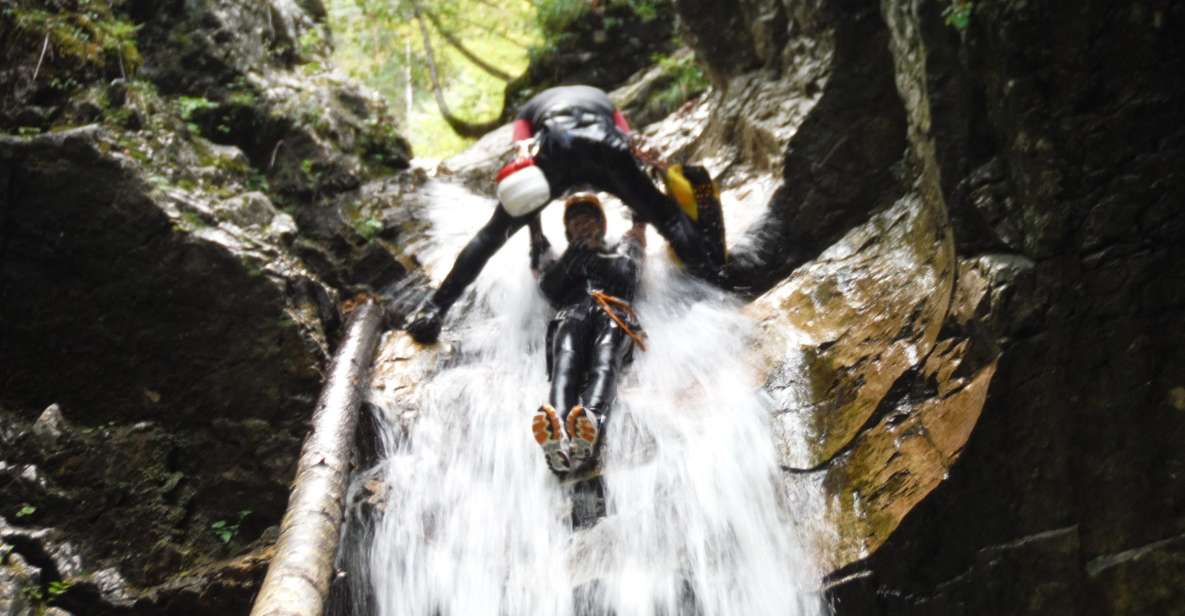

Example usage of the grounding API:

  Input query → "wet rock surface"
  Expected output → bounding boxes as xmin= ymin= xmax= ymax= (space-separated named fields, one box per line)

xmin=806 ymin=1 xmax=1185 ymax=614
xmin=679 ymin=0 xmax=1185 ymax=613
xmin=0 ymin=0 xmax=422 ymax=612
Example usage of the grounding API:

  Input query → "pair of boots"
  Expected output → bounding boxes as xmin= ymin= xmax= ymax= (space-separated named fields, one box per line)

xmin=532 ymin=404 xmax=599 ymax=474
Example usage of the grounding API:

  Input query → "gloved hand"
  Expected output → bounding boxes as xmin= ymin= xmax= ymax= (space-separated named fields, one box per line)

xmin=404 ymin=298 xmax=445 ymax=344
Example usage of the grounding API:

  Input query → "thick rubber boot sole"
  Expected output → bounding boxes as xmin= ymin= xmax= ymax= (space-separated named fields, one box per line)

xmin=533 ymin=404 xmax=571 ymax=473
xmin=566 ymin=405 xmax=599 ymax=471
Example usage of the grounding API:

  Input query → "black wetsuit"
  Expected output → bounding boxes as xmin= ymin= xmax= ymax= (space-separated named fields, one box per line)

xmin=406 ymin=85 xmax=713 ymax=342
xmin=532 ymin=230 xmax=645 ymax=428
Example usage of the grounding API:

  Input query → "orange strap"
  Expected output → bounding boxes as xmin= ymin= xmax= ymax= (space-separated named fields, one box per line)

xmin=589 ymin=290 xmax=648 ymax=352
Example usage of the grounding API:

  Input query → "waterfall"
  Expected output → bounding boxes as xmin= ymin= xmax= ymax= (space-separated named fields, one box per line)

xmin=339 ymin=179 xmax=830 ymax=616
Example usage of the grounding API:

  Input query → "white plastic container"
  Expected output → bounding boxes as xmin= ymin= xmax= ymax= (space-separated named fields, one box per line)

xmin=496 ymin=159 xmax=551 ymax=217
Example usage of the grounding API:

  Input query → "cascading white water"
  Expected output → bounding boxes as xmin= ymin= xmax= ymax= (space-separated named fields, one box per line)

xmin=359 ymin=179 xmax=829 ymax=616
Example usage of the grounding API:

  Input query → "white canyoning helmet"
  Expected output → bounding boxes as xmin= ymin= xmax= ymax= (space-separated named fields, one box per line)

xmin=496 ymin=158 xmax=551 ymax=217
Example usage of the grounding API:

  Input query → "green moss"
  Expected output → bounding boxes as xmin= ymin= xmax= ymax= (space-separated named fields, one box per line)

xmin=533 ymin=0 xmax=590 ymax=38
xmin=354 ymin=217 xmax=384 ymax=241
xmin=178 ymin=210 xmax=207 ymax=230
xmin=5 ymin=0 xmax=142 ymax=76
xmin=651 ymin=51 xmax=710 ymax=111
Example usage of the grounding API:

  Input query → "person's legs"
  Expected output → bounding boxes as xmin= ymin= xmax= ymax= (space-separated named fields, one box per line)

xmin=547 ymin=310 xmax=593 ymax=416
xmin=580 ymin=318 xmax=633 ymax=416
xmin=534 ymin=310 xmax=593 ymax=473
xmin=567 ymin=316 xmax=634 ymax=469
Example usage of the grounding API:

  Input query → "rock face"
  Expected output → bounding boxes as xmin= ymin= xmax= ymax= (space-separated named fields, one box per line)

xmin=677 ymin=0 xmax=1185 ymax=613
xmin=505 ymin=0 xmax=678 ymax=113
xmin=0 ymin=0 xmax=418 ymax=612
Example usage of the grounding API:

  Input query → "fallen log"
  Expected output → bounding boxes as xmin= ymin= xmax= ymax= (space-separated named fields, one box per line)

xmin=250 ymin=301 xmax=385 ymax=616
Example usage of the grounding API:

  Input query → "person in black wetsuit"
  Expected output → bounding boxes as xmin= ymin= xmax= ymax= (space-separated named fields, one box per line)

xmin=404 ymin=84 xmax=718 ymax=343
xmin=529 ymin=193 xmax=648 ymax=474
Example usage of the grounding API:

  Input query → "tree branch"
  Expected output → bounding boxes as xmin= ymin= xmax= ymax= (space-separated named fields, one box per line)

xmin=423 ymin=8 xmax=513 ymax=81
xmin=410 ymin=0 xmax=505 ymax=138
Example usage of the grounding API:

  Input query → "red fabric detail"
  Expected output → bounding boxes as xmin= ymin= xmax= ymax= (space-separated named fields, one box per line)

xmin=511 ymin=118 xmax=534 ymax=141
xmin=613 ymin=110 xmax=631 ymax=134
xmin=496 ymin=157 xmax=535 ymax=182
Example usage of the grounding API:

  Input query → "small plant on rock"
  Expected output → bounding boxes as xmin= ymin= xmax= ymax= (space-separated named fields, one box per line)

xmin=178 ymin=95 xmax=217 ymax=133
xmin=210 ymin=509 xmax=252 ymax=544
xmin=356 ymin=217 xmax=384 ymax=241
xmin=47 ymin=580 xmax=73 ymax=598
xmin=944 ymin=0 xmax=973 ymax=31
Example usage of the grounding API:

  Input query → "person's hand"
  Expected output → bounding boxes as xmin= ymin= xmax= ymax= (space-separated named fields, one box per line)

xmin=404 ymin=298 xmax=445 ymax=344
xmin=514 ymin=139 xmax=532 ymax=161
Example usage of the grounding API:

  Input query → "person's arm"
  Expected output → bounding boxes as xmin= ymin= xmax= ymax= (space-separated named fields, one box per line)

xmin=613 ymin=109 xmax=631 ymax=134
xmin=511 ymin=118 xmax=534 ymax=159
xmin=621 ymin=218 xmax=647 ymax=262
xmin=405 ymin=206 xmax=527 ymax=343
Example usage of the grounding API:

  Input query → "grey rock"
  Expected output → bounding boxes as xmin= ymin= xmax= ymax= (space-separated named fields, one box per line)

xmin=32 ymin=405 xmax=68 ymax=443
xmin=0 ymin=549 xmax=41 ymax=616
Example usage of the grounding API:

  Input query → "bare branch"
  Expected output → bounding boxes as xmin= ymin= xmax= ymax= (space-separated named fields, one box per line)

xmin=423 ymin=8 xmax=513 ymax=81
xmin=32 ymin=33 xmax=50 ymax=82
xmin=410 ymin=0 xmax=505 ymax=138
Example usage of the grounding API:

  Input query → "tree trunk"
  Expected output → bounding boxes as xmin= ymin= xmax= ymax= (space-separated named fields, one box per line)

xmin=411 ymin=0 xmax=506 ymax=138
xmin=250 ymin=301 xmax=385 ymax=616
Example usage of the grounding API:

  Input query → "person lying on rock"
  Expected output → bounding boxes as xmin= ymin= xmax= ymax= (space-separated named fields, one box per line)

xmin=403 ymin=84 xmax=725 ymax=344
xmin=529 ymin=193 xmax=648 ymax=474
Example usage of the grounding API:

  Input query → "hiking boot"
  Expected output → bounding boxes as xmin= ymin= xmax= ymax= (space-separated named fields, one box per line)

xmin=566 ymin=405 xmax=600 ymax=471
xmin=532 ymin=404 xmax=571 ymax=473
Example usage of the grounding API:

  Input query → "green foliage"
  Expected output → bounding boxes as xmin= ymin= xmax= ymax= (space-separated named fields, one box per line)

xmin=178 ymin=96 xmax=217 ymax=134
xmin=179 ymin=210 xmax=207 ymax=229
xmin=21 ymin=584 xmax=43 ymax=601
xmin=355 ymin=216 xmax=384 ymax=241
xmin=652 ymin=51 xmax=710 ymax=110
xmin=210 ymin=510 xmax=251 ymax=544
xmin=621 ymin=0 xmax=659 ymax=22
xmin=178 ymin=96 xmax=217 ymax=120
xmin=4 ymin=0 xmax=142 ymax=77
xmin=298 ymin=26 xmax=327 ymax=58
xmin=328 ymin=0 xmax=538 ymax=157
xmin=533 ymin=0 xmax=588 ymax=37
xmin=21 ymin=579 xmax=72 ymax=603
xmin=15 ymin=503 xmax=36 ymax=518
xmin=47 ymin=580 xmax=73 ymax=598
xmin=943 ymin=0 xmax=973 ymax=30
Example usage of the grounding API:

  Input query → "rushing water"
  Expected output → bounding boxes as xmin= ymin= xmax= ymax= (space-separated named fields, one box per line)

xmin=343 ymin=179 xmax=829 ymax=616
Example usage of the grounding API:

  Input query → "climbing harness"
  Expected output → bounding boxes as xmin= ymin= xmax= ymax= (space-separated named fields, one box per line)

xmin=589 ymin=289 xmax=648 ymax=352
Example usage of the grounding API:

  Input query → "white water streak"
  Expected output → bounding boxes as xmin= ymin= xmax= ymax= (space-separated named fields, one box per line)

xmin=365 ymin=181 xmax=827 ymax=616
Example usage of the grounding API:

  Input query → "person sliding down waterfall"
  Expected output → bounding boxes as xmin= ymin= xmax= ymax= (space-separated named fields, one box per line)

xmin=527 ymin=193 xmax=648 ymax=473
xmin=404 ymin=84 xmax=725 ymax=343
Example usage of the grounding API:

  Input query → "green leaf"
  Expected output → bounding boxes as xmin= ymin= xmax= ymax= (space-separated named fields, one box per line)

xmin=15 ymin=504 xmax=36 ymax=518
xmin=943 ymin=1 xmax=973 ymax=31
xmin=47 ymin=580 xmax=73 ymax=597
